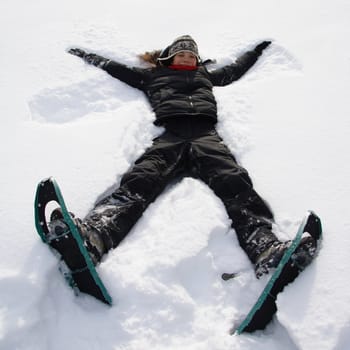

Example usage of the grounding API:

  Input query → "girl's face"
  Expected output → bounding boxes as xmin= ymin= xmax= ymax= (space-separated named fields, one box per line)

xmin=172 ymin=51 xmax=197 ymax=66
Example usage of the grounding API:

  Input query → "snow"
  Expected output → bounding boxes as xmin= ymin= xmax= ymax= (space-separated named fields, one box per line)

xmin=1 ymin=0 xmax=350 ymax=349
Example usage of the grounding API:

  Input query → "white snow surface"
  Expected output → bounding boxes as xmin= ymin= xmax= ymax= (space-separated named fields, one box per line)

xmin=1 ymin=0 xmax=350 ymax=349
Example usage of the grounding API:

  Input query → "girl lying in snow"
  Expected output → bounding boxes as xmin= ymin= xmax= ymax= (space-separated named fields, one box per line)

xmin=50 ymin=35 xmax=317 ymax=281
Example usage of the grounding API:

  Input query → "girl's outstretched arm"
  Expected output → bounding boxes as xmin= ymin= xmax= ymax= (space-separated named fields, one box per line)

xmin=68 ymin=48 xmax=148 ymax=90
xmin=208 ymin=41 xmax=271 ymax=86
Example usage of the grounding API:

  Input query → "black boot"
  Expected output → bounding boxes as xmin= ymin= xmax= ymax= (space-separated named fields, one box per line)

xmin=254 ymin=233 xmax=317 ymax=278
xmin=48 ymin=208 xmax=106 ymax=265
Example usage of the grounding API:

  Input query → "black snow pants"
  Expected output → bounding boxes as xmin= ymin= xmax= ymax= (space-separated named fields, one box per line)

xmin=85 ymin=117 xmax=278 ymax=264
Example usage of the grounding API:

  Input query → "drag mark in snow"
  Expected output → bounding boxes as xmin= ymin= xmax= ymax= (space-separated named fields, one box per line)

xmin=27 ymin=77 xmax=142 ymax=124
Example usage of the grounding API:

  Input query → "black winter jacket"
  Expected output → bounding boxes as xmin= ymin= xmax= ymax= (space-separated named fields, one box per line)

xmin=103 ymin=50 xmax=260 ymax=125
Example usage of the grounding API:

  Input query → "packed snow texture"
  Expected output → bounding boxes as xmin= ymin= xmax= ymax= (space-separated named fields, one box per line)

xmin=1 ymin=0 xmax=350 ymax=349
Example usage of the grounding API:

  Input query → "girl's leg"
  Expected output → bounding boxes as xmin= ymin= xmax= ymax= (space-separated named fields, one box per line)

xmin=84 ymin=131 xmax=188 ymax=253
xmin=191 ymin=131 xmax=278 ymax=264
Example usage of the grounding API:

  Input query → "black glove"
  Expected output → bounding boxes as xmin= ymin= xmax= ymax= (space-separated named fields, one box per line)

xmin=83 ymin=53 xmax=109 ymax=68
xmin=254 ymin=41 xmax=272 ymax=55
xmin=68 ymin=48 xmax=109 ymax=68
xmin=68 ymin=48 xmax=86 ymax=58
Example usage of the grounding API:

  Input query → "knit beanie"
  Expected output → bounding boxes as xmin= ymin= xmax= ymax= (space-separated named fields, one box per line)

xmin=158 ymin=35 xmax=199 ymax=62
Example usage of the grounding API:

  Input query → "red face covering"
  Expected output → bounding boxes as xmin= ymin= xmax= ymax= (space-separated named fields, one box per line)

xmin=168 ymin=64 xmax=198 ymax=71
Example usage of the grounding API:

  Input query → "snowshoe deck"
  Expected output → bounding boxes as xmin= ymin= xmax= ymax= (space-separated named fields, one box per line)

xmin=234 ymin=211 xmax=322 ymax=334
xmin=34 ymin=177 xmax=112 ymax=305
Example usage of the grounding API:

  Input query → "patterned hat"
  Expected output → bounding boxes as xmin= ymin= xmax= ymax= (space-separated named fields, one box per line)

xmin=158 ymin=35 xmax=199 ymax=62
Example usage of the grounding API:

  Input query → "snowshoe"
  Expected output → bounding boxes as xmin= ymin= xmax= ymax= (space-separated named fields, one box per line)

xmin=34 ymin=177 xmax=112 ymax=305
xmin=233 ymin=211 xmax=322 ymax=334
